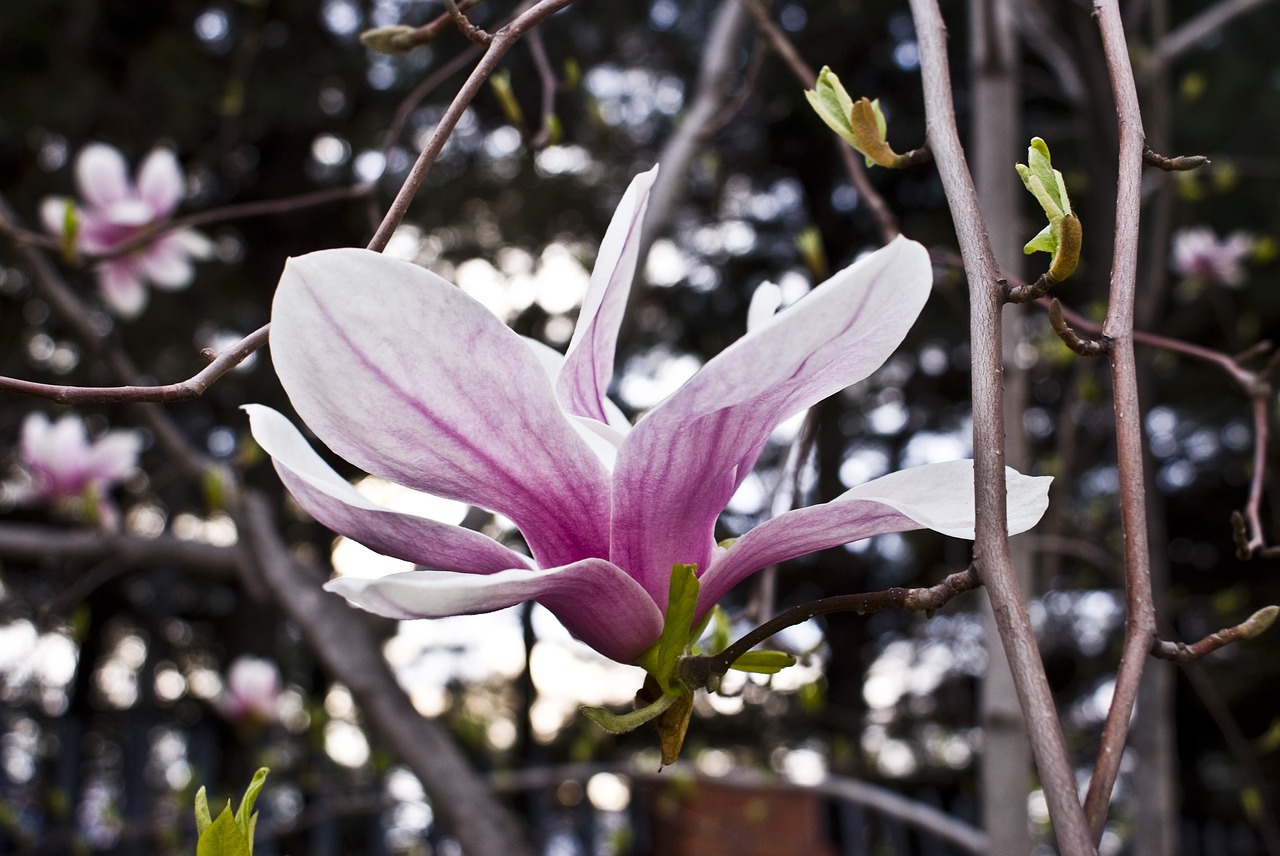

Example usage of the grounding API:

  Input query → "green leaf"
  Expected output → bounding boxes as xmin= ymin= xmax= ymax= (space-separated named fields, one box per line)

xmin=490 ymin=70 xmax=524 ymax=127
xmin=1023 ymin=223 xmax=1056 ymax=255
xmin=194 ymin=786 xmax=213 ymax=836
xmin=804 ymin=66 xmax=858 ymax=148
xmin=729 ymin=650 xmax=797 ymax=674
xmin=650 ymin=564 xmax=700 ymax=693
xmin=197 ymin=806 xmax=250 ymax=856
xmin=233 ymin=768 xmax=269 ymax=841
xmin=581 ymin=692 xmax=679 ymax=734
xmin=1017 ymin=138 xmax=1075 ymax=258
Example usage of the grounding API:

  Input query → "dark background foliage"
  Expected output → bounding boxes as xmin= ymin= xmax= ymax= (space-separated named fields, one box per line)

xmin=1 ymin=0 xmax=1279 ymax=853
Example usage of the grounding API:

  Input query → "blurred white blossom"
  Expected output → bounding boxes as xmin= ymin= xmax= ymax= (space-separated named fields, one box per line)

xmin=41 ymin=143 xmax=213 ymax=317
xmin=6 ymin=412 xmax=140 ymax=529
xmin=1171 ymin=226 xmax=1252 ymax=288
xmin=218 ymin=656 xmax=282 ymax=725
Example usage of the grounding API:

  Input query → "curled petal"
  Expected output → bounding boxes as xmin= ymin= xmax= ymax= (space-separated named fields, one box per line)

xmin=325 ymin=558 xmax=664 ymax=663
xmin=136 ymin=149 xmax=185 ymax=217
xmin=76 ymin=144 xmax=132 ymax=208
xmin=245 ymin=405 xmax=532 ymax=573
xmin=270 ymin=249 xmax=612 ymax=568
xmin=695 ymin=461 xmax=1052 ymax=615
xmin=612 ymin=236 xmax=933 ymax=604
xmin=557 ymin=165 xmax=657 ymax=424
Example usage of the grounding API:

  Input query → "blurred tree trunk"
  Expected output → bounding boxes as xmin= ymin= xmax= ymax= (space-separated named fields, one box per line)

xmin=969 ymin=0 xmax=1033 ymax=852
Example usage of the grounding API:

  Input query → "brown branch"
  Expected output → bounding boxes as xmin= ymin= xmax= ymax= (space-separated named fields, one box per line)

xmin=524 ymin=27 xmax=559 ymax=149
xmin=1150 ymin=605 xmax=1278 ymax=662
xmin=445 ymin=0 xmax=493 ymax=44
xmin=736 ymin=0 xmax=900 ymax=242
xmin=908 ymin=2 xmax=1095 ymax=850
xmin=1082 ymin=1 xmax=1158 ymax=840
xmin=1049 ymin=298 xmax=1111 ymax=356
xmin=368 ymin=0 xmax=579 ymax=252
xmin=1142 ymin=145 xmax=1210 ymax=172
xmin=679 ymin=567 xmax=980 ymax=691
xmin=0 ymin=325 xmax=270 ymax=404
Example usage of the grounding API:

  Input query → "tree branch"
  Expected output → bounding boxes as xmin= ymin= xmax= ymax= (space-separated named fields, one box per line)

xmin=907 ymin=0 xmax=1094 ymax=851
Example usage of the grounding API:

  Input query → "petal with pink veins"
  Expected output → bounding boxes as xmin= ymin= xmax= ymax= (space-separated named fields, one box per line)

xmin=325 ymin=558 xmax=664 ymax=663
xmin=245 ymin=404 xmax=533 ymax=573
xmin=270 ymin=248 xmax=612 ymax=568
xmin=610 ymin=236 xmax=933 ymax=604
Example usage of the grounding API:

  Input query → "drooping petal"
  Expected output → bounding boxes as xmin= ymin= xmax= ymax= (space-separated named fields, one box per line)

xmin=245 ymin=404 xmax=533 ymax=573
xmin=270 ymin=248 xmax=612 ymax=568
xmin=611 ymin=236 xmax=933 ymax=604
xmin=325 ymin=558 xmax=664 ymax=663
xmin=96 ymin=260 xmax=148 ymax=317
xmin=136 ymin=149 xmax=185 ymax=217
xmin=694 ymin=461 xmax=1052 ymax=615
xmin=556 ymin=165 xmax=657 ymax=424
xmin=75 ymin=144 xmax=132 ymax=208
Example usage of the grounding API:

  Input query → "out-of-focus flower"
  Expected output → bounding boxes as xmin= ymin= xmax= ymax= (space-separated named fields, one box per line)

xmin=41 ymin=143 xmax=213 ymax=317
xmin=246 ymin=166 xmax=1051 ymax=670
xmin=1171 ymin=226 xmax=1252 ymax=288
xmin=6 ymin=412 xmax=141 ymax=529
xmin=218 ymin=656 xmax=282 ymax=725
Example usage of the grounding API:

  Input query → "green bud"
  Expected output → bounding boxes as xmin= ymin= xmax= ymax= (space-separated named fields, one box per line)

xmin=581 ymin=691 xmax=679 ymax=734
xmin=59 ymin=201 xmax=79 ymax=264
xmin=359 ymin=25 xmax=421 ymax=55
xmin=804 ymin=66 xmax=858 ymax=148
xmin=1240 ymin=605 xmax=1279 ymax=640
xmin=490 ymin=70 xmax=525 ymax=128
xmin=729 ymin=649 xmax=797 ymax=674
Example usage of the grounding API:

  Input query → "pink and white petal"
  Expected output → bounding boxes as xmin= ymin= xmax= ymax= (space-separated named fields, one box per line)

xmin=557 ymin=166 xmax=657 ymax=423
xmin=611 ymin=236 xmax=933 ymax=604
xmin=139 ymin=237 xmax=197 ymax=288
xmin=75 ymin=144 xmax=132 ymax=208
xmin=96 ymin=261 xmax=149 ymax=317
xmin=103 ymin=199 xmax=155 ymax=227
xmin=245 ymin=404 xmax=532 ymax=573
xmin=174 ymin=228 xmax=215 ymax=259
xmin=136 ymin=149 xmax=185 ymax=216
xmin=84 ymin=431 xmax=142 ymax=482
xmin=694 ymin=461 xmax=1052 ymax=615
xmin=271 ymin=248 xmax=612 ymax=568
xmin=325 ymin=558 xmax=664 ymax=663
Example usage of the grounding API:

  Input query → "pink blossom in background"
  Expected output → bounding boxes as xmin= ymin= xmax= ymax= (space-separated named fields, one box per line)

xmin=8 ymin=412 xmax=141 ymax=529
xmin=247 ymin=167 xmax=1051 ymax=667
xmin=41 ymin=143 xmax=213 ymax=317
xmin=1171 ymin=226 xmax=1252 ymax=288
xmin=218 ymin=656 xmax=282 ymax=725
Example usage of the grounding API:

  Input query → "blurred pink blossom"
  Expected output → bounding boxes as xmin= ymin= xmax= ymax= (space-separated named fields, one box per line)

xmin=7 ymin=412 xmax=140 ymax=529
xmin=1171 ymin=226 xmax=1252 ymax=288
xmin=41 ymin=143 xmax=213 ymax=317
xmin=218 ymin=656 xmax=282 ymax=725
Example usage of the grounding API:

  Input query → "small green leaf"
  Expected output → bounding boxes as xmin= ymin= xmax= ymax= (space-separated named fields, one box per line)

xmin=650 ymin=564 xmax=700 ymax=693
xmin=197 ymin=806 xmax=250 ymax=856
xmin=233 ymin=768 xmax=269 ymax=841
xmin=490 ymin=70 xmax=524 ymax=127
xmin=59 ymin=201 xmax=79 ymax=263
xmin=581 ymin=692 xmax=679 ymax=734
xmin=804 ymin=66 xmax=858 ymax=148
xmin=194 ymin=786 xmax=213 ymax=836
xmin=729 ymin=650 xmax=797 ymax=674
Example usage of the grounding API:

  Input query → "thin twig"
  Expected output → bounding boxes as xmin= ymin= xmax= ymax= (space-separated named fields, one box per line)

xmin=368 ymin=0 xmax=579 ymax=252
xmin=681 ymin=567 xmax=980 ymax=690
xmin=445 ymin=0 xmax=493 ymax=44
xmin=1147 ymin=0 xmax=1274 ymax=74
xmin=908 ymin=1 xmax=1094 ymax=850
xmin=524 ymin=27 xmax=559 ymax=148
xmin=1150 ymin=605 xmax=1278 ymax=662
xmin=1142 ymin=145 xmax=1210 ymax=172
xmin=736 ymin=0 xmax=900 ymax=242
xmin=1049 ymin=298 xmax=1111 ymax=356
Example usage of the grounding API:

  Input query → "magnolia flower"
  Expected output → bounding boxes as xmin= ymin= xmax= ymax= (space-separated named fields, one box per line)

xmin=7 ymin=412 xmax=141 ymax=529
xmin=42 ymin=143 xmax=213 ymax=317
xmin=218 ymin=656 xmax=282 ymax=724
xmin=1171 ymin=226 xmax=1252 ymax=288
xmin=246 ymin=166 xmax=1050 ymax=666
